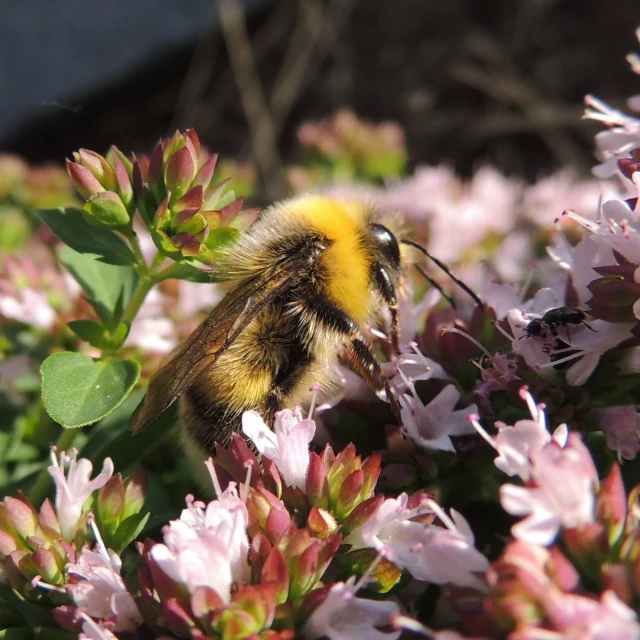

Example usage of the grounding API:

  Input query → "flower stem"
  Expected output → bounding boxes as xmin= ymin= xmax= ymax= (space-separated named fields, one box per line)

xmin=29 ymin=428 xmax=77 ymax=505
xmin=123 ymin=229 xmax=149 ymax=276
xmin=121 ymin=276 xmax=155 ymax=327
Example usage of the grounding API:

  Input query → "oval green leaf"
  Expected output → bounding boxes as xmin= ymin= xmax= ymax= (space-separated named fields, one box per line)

xmin=41 ymin=352 xmax=141 ymax=428
xmin=36 ymin=207 xmax=136 ymax=265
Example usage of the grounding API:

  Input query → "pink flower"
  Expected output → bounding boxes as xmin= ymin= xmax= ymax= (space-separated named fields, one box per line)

xmin=584 ymin=94 xmax=640 ymax=182
xmin=503 ymin=287 xmax=633 ymax=386
xmin=513 ymin=590 xmax=640 ymax=640
xmin=79 ymin=615 xmax=119 ymax=640
xmin=471 ymin=387 xmax=568 ymax=481
xmin=500 ymin=434 xmax=598 ymax=545
xmin=399 ymin=383 xmax=477 ymax=452
xmin=591 ymin=405 xmax=640 ymax=461
xmin=304 ymin=576 xmax=400 ymax=640
xmin=242 ymin=408 xmax=315 ymax=490
xmin=391 ymin=278 xmax=441 ymax=345
xmin=345 ymin=494 xmax=488 ymax=589
xmin=66 ymin=524 xmax=141 ymax=632
xmin=315 ymin=364 xmax=373 ymax=412
xmin=48 ymin=449 xmax=114 ymax=541
xmin=150 ymin=482 xmax=249 ymax=602
xmin=0 ymin=287 xmax=56 ymax=330
xmin=383 ymin=342 xmax=449 ymax=395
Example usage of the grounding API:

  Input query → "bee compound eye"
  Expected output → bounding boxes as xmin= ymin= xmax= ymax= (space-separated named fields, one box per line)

xmin=370 ymin=224 xmax=401 ymax=269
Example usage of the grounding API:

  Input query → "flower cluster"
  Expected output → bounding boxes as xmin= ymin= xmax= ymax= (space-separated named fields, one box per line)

xmin=462 ymin=390 xmax=640 ymax=638
xmin=0 ymin=410 xmax=489 ymax=639
xmin=5 ymin=19 xmax=640 ymax=640
xmin=286 ymin=108 xmax=408 ymax=190
xmin=66 ymin=129 xmax=247 ymax=269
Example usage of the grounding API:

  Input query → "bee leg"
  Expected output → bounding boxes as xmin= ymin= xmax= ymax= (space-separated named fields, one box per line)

xmin=372 ymin=261 xmax=400 ymax=355
xmin=298 ymin=295 xmax=359 ymax=336
xmin=297 ymin=296 xmax=401 ymax=422
xmin=343 ymin=335 xmax=402 ymax=423
xmin=581 ymin=321 xmax=597 ymax=332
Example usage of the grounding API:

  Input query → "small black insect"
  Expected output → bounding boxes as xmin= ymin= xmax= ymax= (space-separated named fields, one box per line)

xmin=525 ymin=307 xmax=596 ymax=341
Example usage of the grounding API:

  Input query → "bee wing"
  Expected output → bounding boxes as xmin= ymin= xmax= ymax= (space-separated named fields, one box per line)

xmin=129 ymin=261 xmax=303 ymax=434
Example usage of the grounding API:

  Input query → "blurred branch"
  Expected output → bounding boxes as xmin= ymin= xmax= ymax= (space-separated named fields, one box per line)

xmin=217 ymin=0 xmax=284 ymax=199
xmin=268 ymin=0 xmax=357 ymax=137
xmin=173 ymin=23 xmax=220 ymax=129
xmin=452 ymin=29 xmax=588 ymax=168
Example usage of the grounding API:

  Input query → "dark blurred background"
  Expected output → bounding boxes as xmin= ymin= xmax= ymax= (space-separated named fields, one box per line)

xmin=1 ymin=0 xmax=639 ymax=192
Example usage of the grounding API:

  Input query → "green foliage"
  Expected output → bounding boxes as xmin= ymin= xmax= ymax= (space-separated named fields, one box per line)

xmin=40 ymin=352 xmax=141 ymax=428
xmin=60 ymin=247 xmax=138 ymax=331
xmin=37 ymin=208 xmax=136 ymax=265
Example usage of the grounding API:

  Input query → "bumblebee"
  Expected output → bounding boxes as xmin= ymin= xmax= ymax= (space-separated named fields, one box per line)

xmin=130 ymin=195 xmax=479 ymax=456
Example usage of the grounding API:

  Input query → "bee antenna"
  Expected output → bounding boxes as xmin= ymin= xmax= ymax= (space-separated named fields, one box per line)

xmin=415 ymin=264 xmax=457 ymax=310
xmin=402 ymin=240 xmax=485 ymax=310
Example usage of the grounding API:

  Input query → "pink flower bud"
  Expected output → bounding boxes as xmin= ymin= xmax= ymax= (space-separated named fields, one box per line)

xmin=122 ymin=469 xmax=147 ymax=520
xmin=360 ymin=453 xmax=381 ymax=499
xmin=4 ymin=496 xmax=38 ymax=539
xmin=112 ymin=153 xmax=133 ymax=207
xmin=307 ymin=506 xmax=338 ymax=540
xmin=261 ymin=546 xmax=290 ymax=605
xmin=191 ymin=585 xmax=225 ymax=619
xmin=73 ymin=149 xmax=117 ymax=191
xmin=38 ymin=499 xmax=61 ymax=535
xmin=341 ymin=495 xmax=385 ymax=536
xmin=306 ymin=453 xmax=329 ymax=508
xmin=174 ymin=185 xmax=204 ymax=217
xmin=162 ymin=598 xmax=196 ymax=637
xmin=97 ymin=474 xmax=125 ymax=531
xmin=219 ymin=197 xmax=244 ymax=226
xmin=264 ymin=506 xmax=291 ymax=544
xmin=336 ymin=470 xmax=365 ymax=519
xmin=31 ymin=547 xmax=62 ymax=584
xmin=601 ymin=564 xmax=634 ymax=604
xmin=193 ymin=154 xmax=219 ymax=190
xmin=597 ymin=464 xmax=627 ymax=545
xmin=147 ymin=142 xmax=164 ymax=196
xmin=66 ymin=159 xmax=106 ymax=199
xmin=165 ymin=146 xmax=196 ymax=199
xmin=233 ymin=583 xmax=277 ymax=631
xmin=292 ymin=542 xmax=319 ymax=598
xmin=171 ymin=232 xmax=201 ymax=257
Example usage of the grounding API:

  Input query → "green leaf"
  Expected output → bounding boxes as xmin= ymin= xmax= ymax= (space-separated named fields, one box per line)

xmin=60 ymin=247 xmax=138 ymax=328
xmin=0 ymin=584 xmax=54 ymax=628
xmin=68 ymin=319 xmax=109 ymax=348
xmin=36 ymin=207 xmax=136 ymax=265
xmin=112 ymin=511 xmax=150 ymax=554
xmin=0 ymin=629 xmax=33 ymax=639
xmin=109 ymin=321 xmax=130 ymax=350
xmin=41 ymin=352 xmax=141 ymax=428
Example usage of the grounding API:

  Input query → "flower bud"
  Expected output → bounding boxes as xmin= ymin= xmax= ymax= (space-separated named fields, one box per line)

xmin=66 ymin=159 xmax=105 ymax=199
xmin=307 ymin=506 xmax=338 ymax=540
xmin=306 ymin=453 xmax=329 ymax=508
xmin=597 ymin=464 xmax=627 ymax=545
xmin=73 ymin=149 xmax=117 ymax=191
xmin=97 ymin=474 xmax=126 ymax=536
xmin=261 ymin=546 xmax=290 ymax=605
xmin=337 ymin=548 xmax=402 ymax=593
xmin=165 ymin=146 xmax=197 ymax=200
xmin=83 ymin=191 xmax=130 ymax=226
